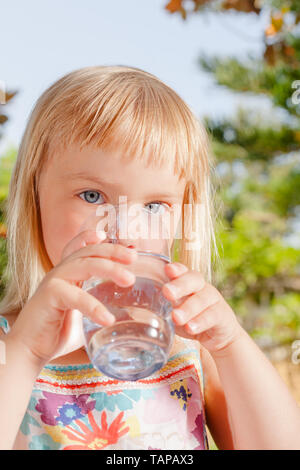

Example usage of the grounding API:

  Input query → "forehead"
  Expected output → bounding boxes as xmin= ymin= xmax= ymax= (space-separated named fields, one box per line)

xmin=43 ymin=142 xmax=186 ymax=196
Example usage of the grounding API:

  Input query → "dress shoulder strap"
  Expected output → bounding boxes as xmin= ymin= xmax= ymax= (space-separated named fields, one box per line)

xmin=0 ymin=315 xmax=10 ymax=334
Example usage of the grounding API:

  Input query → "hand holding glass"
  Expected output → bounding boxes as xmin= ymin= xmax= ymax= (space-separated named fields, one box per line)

xmin=79 ymin=203 xmax=175 ymax=381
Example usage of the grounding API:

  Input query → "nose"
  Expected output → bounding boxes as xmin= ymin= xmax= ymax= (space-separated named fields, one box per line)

xmin=106 ymin=205 xmax=138 ymax=248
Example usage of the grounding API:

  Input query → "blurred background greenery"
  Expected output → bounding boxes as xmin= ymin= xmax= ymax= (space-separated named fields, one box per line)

xmin=0 ymin=88 xmax=16 ymax=300
xmin=166 ymin=0 xmax=300 ymax=351
xmin=0 ymin=0 xmax=299 ymax=447
xmin=165 ymin=0 xmax=300 ymax=448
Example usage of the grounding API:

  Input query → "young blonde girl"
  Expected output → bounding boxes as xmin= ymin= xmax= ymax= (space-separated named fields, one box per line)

xmin=0 ymin=65 xmax=299 ymax=450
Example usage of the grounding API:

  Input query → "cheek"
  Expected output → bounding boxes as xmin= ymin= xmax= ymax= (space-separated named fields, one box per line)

xmin=40 ymin=203 xmax=81 ymax=266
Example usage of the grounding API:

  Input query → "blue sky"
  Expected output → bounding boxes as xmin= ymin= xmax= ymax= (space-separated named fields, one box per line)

xmin=1 ymin=0 xmax=268 ymax=153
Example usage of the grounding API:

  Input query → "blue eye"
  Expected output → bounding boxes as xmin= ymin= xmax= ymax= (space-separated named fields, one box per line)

xmin=79 ymin=191 xmax=104 ymax=204
xmin=144 ymin=202 xmax=168 ymax=214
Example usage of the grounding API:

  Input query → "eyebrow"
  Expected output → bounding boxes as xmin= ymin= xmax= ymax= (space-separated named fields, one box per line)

xmin=64 ymin=171 xmax=182 ymax=200
xmin=64 ymin=171 xmax=120 ymax=188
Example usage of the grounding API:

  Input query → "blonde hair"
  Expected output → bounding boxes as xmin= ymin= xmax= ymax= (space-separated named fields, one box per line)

xmin=0 ymin=65 xmax=220 ymax=316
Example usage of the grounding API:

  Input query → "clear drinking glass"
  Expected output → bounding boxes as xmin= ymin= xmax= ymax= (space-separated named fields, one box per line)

xmin=79 ymin=202 xmax=175 ymax=381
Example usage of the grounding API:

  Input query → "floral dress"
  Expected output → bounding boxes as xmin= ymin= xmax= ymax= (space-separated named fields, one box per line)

xmin=0 ymin=314 xmax=209 ymax=450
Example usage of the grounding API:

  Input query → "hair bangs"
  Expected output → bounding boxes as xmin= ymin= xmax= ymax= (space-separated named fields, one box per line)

xmin=48 ymin=70 xmax=198 ymax=182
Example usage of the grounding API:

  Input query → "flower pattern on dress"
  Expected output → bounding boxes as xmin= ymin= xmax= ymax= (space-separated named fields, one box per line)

xmin=170 ymin=379 xmax=192 ymax=411
xmin=0 ymin=315 xmax=9 ymax=334
xmin=20 ymin=396 xmax=41 ymax=435
xmin=191 ymin=412 xmax=207 ymax=450
xmin=35 ymin=392 xmax=96 ymax=426
xmin=0 ymin=314 xmax=209 ymax=451
xmin=61 ymin=410 xmax=130 ymax=450
xmin=90 ymin=388 xmax=154 ymax=412
xmin=28 ymin=433 xmax=62 ymax=450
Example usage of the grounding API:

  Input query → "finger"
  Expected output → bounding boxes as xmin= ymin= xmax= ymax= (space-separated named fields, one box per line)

xmin=61 ymin=230 xmax=108 ymax=289
xmin=164 ymin=262 xmax=189 ymax=281
xmin=185 ymin=303 xmax=220 ymax=336
xmin=60 ymin=241 xmax=138 ymax=290
xmin=48 ymin=278 xmax=115 ymax=326
xmin=61 ymin=229 xmax=107 ymax=261
xmin=171 ymin=283 xmax=221 ymax=326
xmin=162 ymin=270 xmax=206 ymax=302
xmin=56 ymin=256 xmax=136 ymax=288
xmin=62 ymin=240 xmax=137 ymax=266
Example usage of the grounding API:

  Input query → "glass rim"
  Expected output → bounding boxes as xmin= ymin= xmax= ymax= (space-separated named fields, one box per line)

xmin=137 ymin=250 xmax=171 ymax=263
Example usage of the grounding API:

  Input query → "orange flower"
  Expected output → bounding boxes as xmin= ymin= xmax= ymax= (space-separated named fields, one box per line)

xmin=265 ymin=24 xmax=277 ymax=37
xmin=62 ymin=410 xmax=130 ymax=450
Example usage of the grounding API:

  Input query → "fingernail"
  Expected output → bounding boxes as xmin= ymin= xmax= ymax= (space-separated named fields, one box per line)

xmin=96 ymin=230 xmax=107 ymax=241
xmin=165 ymin=284 xmax=179 ymax=299
xmin=124 ymin=271 xmax=136 ymax=283
xmin=173 ymin=308 xmax=185 ymax=324
xmin=188 ymin=322 xmax=198 ymax=333
xmin=103 ymin=310 xmax=115 ymax=324
xmin=170 ymin=263 xmax=181 ymax=273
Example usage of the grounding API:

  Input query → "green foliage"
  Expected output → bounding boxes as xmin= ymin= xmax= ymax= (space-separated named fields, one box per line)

xmin=192 ymin=0 xmax=300 ymax=345
xmin=211 ymin=137 xmax=300 ymax=343
xmin=206 ymin=109 xmax=300 ymax=162
xmin=0 ymin=236 xmax=7 ymax=301
xmin=0 ymin=146 xmax=16 ymax=199
xmin=0 ymin=87 xmax=17 ymax=301
xmin=268 ymin=0 xmax=300 ymax=14
xmin=200 ymin=54 xmax=300 ymax=117
xmin=0 ymin=147 xmax=17 ymax=301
